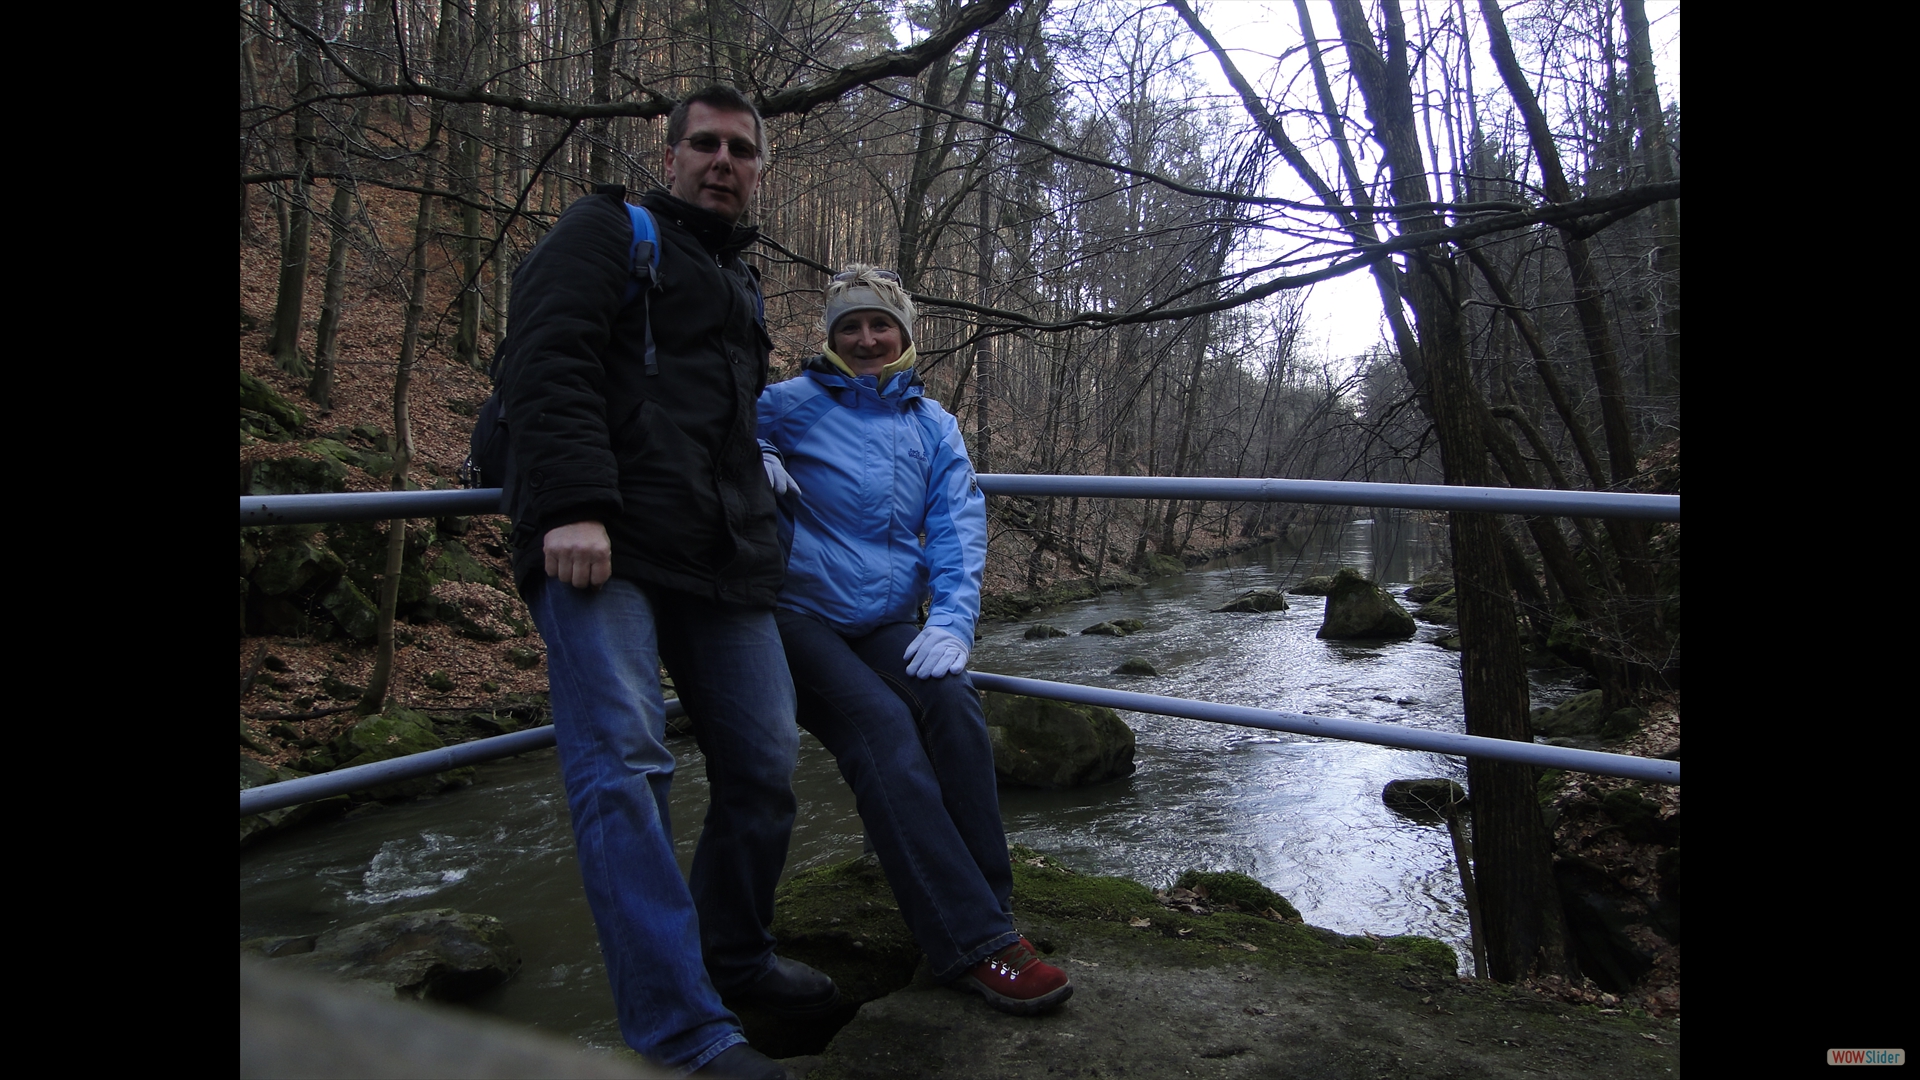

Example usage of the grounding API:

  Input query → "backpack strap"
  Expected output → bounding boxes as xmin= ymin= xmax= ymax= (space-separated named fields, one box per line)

xmin=624 ymin=202 xmax=663 ymax=376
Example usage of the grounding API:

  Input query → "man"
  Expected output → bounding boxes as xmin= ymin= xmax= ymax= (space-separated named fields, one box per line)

xmin=500 ymin=85 xmax=833 ymax=1080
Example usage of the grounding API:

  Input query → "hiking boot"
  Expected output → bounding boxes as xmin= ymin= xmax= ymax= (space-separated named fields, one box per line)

xmin=956 ymin=937 xmax=1073 ymax=1015
xmin=690 ymin=1042 xmax=791 ymax=1079
xmin=721 ymin=955 xmax=841 ymax=1020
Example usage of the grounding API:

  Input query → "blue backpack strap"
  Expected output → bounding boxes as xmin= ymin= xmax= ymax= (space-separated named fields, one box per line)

xmin=624 ymin=203 xmax=663 ymax=376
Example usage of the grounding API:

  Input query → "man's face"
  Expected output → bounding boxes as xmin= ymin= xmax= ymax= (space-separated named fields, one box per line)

xmin=663 ymin=103 xmax=763 ymax=223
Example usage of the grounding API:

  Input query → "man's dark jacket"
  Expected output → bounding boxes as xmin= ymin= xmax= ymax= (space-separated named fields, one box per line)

xmin=500 ymin=186 xmax=784 ymax=606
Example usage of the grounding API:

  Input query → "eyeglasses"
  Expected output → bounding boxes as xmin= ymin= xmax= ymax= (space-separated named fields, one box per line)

xmin=831 ymin=269 xmax=902 ymax=285
xmin=677 ymin=134 xmax=762 ymax=161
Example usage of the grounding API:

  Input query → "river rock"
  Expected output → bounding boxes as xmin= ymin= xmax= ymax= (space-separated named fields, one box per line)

xmin=328 ymin=708 xmax=473 ymax=800
xmin=983 ymin=692 xmax=1136 ymax=788
xmin=1081 ymin=618 xmax=1145 ymax=637
xmin=1317 ymin=568 xmax=1416 ymax=639
xmin=1414 ymin=588 xmax=1458 ymax=625
xmin=240 ymin=756 xmax=346 ymax=848
xmin=241 ymin=959 xmax=657 ymax=1079
xmin=1532 ymin=689 xmax=1605 ymax=737
xmin=1286 ymin=574 xmax=1340 ymax=596
xmin=247 ymin=908 xmax=522 ymax=1002
xmin=1212 ymin=587 xmax=1289 ymax=613
xmin=1382 ymin=778 xmax=1469 ymax=823
xmin=1112 ymin=657 xmax=1157 ymax=676
xmin=1404 ymin=573 xmax=1454 ymax=604
xmin=1024 ymin=623 xmax=1069 ymax=639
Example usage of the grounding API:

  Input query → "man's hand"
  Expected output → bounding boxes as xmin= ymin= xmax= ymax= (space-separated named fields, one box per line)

xmin=544 ymin=520 xmax=613 ymax=588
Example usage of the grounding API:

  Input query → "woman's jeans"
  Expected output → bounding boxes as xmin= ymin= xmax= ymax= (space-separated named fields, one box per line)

xmin=529 ymin=577 xmax=798 ymax=1071
xmin=775 ymin=610 xmax=1018 ymax=979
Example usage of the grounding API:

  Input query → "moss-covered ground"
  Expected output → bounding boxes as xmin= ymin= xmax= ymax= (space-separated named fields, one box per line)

xmin=768 ymin=849 xmax=1679 ymax=1079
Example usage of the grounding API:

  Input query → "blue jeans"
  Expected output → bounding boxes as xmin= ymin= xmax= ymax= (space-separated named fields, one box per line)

xmin=529 ymin=577 xmax=799 ymax=1071
xmin=775 ymin=611 xmax=1017 ymax=979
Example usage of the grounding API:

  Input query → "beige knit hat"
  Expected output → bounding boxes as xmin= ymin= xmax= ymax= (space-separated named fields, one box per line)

xmin=823 ymin=265 xmax=915 ymax=345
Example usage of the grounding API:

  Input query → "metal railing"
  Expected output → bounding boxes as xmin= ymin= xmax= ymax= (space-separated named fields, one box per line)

xmin=239 ymin=474 xmax=1681 ymax=816
xmin=239 ymin=475 xmax=1680 ymax=526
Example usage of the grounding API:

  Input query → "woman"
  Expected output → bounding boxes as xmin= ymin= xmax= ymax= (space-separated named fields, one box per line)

xmin=755 ymin=266 xmax=1072 ymax=1015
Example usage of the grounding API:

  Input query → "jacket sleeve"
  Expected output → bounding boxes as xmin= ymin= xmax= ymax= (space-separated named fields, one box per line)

xmin=500 ymin=194 xmax=630 ymax=533
xmin=918 ymin=404 xmax=987 ymax=644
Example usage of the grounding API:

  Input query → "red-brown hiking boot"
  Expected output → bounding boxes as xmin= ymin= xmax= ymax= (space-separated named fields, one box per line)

xmin=956 ymin=937 xmax=1073 ymax=1015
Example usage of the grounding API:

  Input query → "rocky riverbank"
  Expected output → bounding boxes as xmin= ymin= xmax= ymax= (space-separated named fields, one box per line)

xmin=243 ymin=849 xmax=1680 ymax=1078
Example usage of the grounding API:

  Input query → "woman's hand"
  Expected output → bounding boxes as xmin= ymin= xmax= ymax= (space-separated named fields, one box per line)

xmin=903 ymin=626 xmax=970 ymax=679
xmin=762 ymin=447 xmax=803 ymax=497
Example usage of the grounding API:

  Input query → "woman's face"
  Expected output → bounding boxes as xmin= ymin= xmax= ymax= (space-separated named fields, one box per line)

xmin=832 ymin=311 xmax=904 ymax=376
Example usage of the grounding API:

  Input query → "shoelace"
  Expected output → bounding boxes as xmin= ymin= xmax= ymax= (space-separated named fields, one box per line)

xmin=983 ymin=940 xmax=1041 ymax=980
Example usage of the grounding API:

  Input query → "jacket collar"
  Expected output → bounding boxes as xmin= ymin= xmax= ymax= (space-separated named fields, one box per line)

xmin=641 ymin=190 xmax=759 ymax=257
xmin=804 ymin=354 xmax=924 ymax=401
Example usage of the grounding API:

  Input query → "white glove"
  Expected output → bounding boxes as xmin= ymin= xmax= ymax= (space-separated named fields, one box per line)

xmin=762 ymin=448 xmax=802 ymax=498
xmin=903 ymin=626 xmax=970 ymax=679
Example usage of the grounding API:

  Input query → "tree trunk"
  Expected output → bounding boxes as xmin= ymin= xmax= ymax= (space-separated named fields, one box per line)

xmin=1622 ymin=0 xmax=1680 ymax=393
xmin=307 ymin=174 xmax=357 ymax=408
xmin=1333 ymin=0 xmax=1576 ymax=983
xmin=265 ymin=0 xmax=321 ymax=377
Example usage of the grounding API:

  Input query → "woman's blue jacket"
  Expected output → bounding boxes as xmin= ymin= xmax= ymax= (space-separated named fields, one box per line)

xmin=755 ymin=356 xmax=986 ymax=644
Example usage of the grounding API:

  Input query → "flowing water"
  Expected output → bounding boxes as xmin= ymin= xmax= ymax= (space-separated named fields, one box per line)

xmin=238 ymin=516 xmax=1589 ymax=1046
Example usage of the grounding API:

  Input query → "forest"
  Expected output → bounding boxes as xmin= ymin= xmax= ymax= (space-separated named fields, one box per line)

xmin=240 ymin=0 xmax=1680 ymax=991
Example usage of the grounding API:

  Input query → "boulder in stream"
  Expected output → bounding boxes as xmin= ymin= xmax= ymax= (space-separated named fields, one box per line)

xmin=244 ymin=908 xmax=521 ymax=1002
xmin=1112 ymin=657 xmax=1158 ymax=676
xmin=983 ymin=692 xmax=1136 ymax=788
xmin=1212 ymin=587 xmax=1289 ymax=613
xmin=1081 ymin=618 xmax=1145 ymax=637
xmin=1024 ymin=623 xmax=1070 ymax=639
xmin=1317 ymin=569 xmax=1416 ymax=639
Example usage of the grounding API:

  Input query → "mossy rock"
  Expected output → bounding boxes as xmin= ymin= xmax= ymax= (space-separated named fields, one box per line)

xmin=770 ymin=855 xmax=922 ymax=1009
xmin=252 ymin=539 xmax=347 ymax=597
xmin=1432 ymin=634 xmax=1462 ymax=651
xmin=242 ymin=453 xmax=348 ymax=496
xmin=240 ymin=756 xmax=345 ymax=848
xmin=330 ymin=708 xmax=472 ymax=800
xmin=1404 ymin=574 xmax=1454 ymax=604
xmin=1286 ymin=574 xmax=1340 ymax=596
xmin=1318 ymin=568 xmax=1416 ymax=639
xmin=429 ymin=540 xmax=500 ymax=589
xmin=425 ymin=670 xmax=456 ymax=692
xmin=239 ymin=369 xmax=305 ymax=432
xmin=319 ymin=576 xmax=381 ymax=643
xmin=506 ymin=645 xmax=542 ymax=670
xmin=1173 ymin=870 xmax=1301 ymax=921
xmin=983 ymin=692 xmax=1136 ymax=789
xmin=1139 ymin=553 xmax=1186 ymax=577
xmin=1112 ymin=657 xmax=1158 ymax=676
xmin=1023 ymin=624 xmax=1069 ymax=639
xmin=325 ymin=520 xmax=434 ymax=611
xmin=1212 ymin=587 xmax=1289 ymax=613
xmin=1382 ymin=778 xmax=1469 ymax=823
xmin=1532 ymin=689 xmax=1606 ymax=737
xmin=1080 ymin=620 xmax=1132 ymax=637
xmin=1375 ymin=934 xmax=1460 ymax=975
xmin=1415 ymin=587 xmax=1458 ymax=625
xmin=1601 ymin=706 xmax=1647 ymax=742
